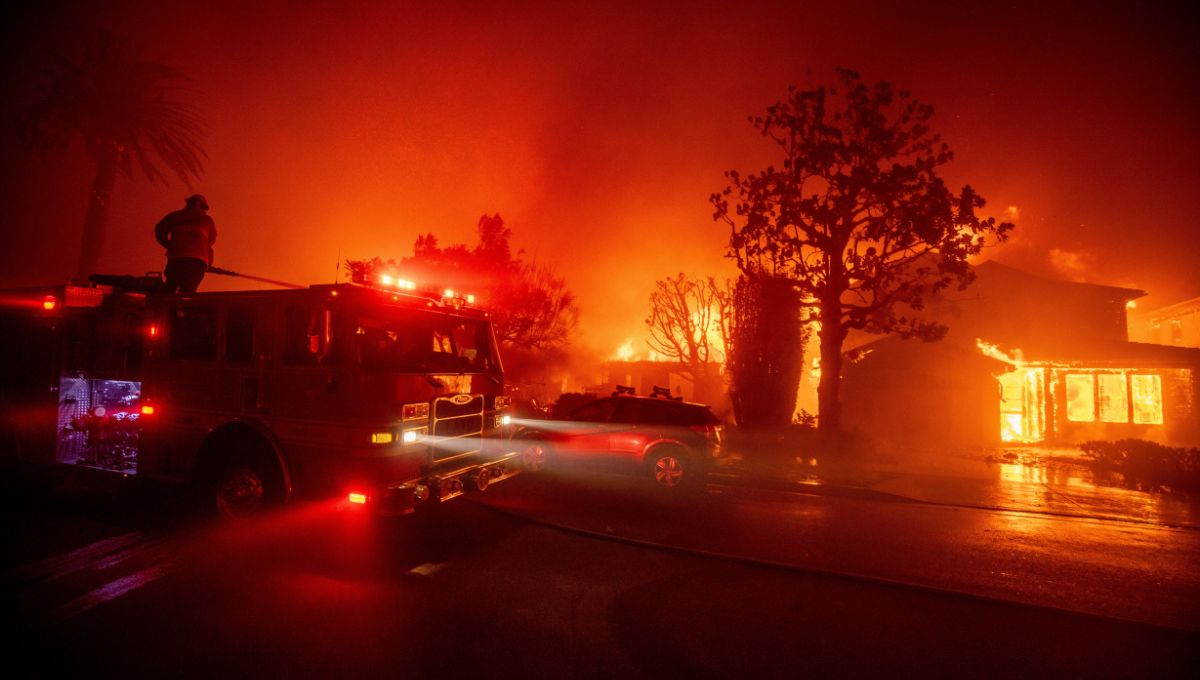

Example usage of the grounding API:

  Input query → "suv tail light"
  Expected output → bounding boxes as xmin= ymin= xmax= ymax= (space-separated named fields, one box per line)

xmin=691 ymin=423 xmax=723 ymax=453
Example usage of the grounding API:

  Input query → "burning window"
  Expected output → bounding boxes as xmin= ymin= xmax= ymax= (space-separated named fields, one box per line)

xmin=998 ymin=368 xmax=1045 ymax=443
xmin=1065 ymin=374 xmax=1095 ymax=422
xmin=1064 ymin=371 xmax=1163 ymax=425
xmin=1097 ymin=373 xmax=1128 ymax=423
xmin=1131 ymin=374 xmax=1164 ymax=424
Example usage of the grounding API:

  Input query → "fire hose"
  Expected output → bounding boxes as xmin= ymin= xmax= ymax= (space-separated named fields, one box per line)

xmin=207 ymin=265 xmax=305 ymax=289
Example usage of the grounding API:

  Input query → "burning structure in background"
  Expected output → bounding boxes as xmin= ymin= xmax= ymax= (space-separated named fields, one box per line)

xmin=841 ymin=261 xmax=1200 ymax=449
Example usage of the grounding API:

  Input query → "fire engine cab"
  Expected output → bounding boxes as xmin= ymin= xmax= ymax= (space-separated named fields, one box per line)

xmin=0 ymin=275 xmax=519 ymax=518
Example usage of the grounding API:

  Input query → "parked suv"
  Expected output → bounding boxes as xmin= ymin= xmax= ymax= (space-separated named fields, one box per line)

xmin=519 ymin=395 xmax=723 ymax=490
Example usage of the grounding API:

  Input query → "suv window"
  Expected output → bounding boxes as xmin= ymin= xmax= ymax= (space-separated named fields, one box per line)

xmin=613 ymin=398 xmax=718 ymax=426
xmin=569 ymin=399 xmax=617 ymax=423
xmin=614 ymin=398 xmax=670 ymax=424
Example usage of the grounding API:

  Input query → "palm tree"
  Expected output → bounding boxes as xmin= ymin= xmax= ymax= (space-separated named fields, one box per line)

xmin=19 ymin=31 xmax=206 ymax=279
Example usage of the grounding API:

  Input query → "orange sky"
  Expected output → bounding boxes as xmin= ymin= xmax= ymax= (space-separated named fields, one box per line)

xmin=1 ymin=0 xmax=1197 ymax=356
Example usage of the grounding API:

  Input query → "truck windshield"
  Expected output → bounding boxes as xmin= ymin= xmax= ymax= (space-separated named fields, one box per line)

xmin=354 ymin=309 xmax=497 ymax=374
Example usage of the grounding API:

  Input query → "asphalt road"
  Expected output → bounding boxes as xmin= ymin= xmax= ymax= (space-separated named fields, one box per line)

xmin=2 ymin=468 xmax=1198 ymax=678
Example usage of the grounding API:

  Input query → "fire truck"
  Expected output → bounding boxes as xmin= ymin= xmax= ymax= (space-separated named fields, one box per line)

xmin=0 ymin=274 xmax=520 ymax=518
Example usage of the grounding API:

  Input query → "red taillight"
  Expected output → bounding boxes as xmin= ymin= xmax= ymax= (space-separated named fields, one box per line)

xmin=348 ymin=492 xmax=368 ymax=505
xmin=42 ymin=295 xmax=57 ymax=311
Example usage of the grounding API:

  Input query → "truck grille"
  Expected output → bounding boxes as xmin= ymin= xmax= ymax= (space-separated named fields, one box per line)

xmin=434 ymin=394 xmax=484 ymax=419
xmin=431 ymin=394 xmax=484 ymax=461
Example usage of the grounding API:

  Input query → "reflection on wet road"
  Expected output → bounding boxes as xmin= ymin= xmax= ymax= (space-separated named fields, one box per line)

xmin=4 ymin=471 xmax=1198 ymax=677
xmin=477 ymin=471 xmax=1200 ymax=631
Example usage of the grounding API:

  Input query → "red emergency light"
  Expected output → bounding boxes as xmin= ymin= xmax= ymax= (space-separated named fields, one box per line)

xmin=140 ymin=405 xmax=156 ymax=415
xmin=348 ymin=492 xmax=368 ymax=505
xmin=355 ymin=269 xmax=477 ymax=307
xmin=42 ymin=295 xmax=57 ymax=311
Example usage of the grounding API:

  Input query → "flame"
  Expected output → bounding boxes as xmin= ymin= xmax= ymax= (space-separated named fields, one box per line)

xmin=976 ymin=338 xmax=1025 ymax=368
xmin=612 ymin=340 xmax=636 ymax=362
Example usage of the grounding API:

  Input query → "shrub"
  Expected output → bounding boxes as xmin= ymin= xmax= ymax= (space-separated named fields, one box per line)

xmin=1078 ymin=439 xmax=1200 ymax=495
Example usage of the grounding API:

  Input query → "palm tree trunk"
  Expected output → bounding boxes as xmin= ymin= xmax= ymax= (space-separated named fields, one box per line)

xmin=76 ymin=149 xmax=119 ymax=279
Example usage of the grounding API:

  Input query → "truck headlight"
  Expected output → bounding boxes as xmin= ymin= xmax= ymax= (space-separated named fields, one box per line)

xmin=401 ymin=426 xmax=428 ymax=444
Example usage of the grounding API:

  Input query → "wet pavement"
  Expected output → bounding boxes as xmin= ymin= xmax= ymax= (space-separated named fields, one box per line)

xmin=714 ymin=444 xmax=1200 ymax=529
xmin=5 ymin=472 xmax=1199 ymax=678
xmin=477 ymin=469 xmax=1200 ymax=632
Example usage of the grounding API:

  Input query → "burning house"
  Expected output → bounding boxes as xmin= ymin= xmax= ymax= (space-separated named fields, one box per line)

xmin=1129 ymin=295 xmax=1200 ymax=348
xmin=841 ymin=262 xmax=1200 ymax=448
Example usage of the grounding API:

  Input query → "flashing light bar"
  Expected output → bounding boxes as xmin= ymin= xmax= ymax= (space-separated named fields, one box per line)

xmin=359 ymin=270 xmax=476 ymax=306
xmin=378 ymin=274 xmax=418 ymax=291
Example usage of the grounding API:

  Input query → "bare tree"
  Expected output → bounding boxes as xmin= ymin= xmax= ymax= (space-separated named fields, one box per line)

xmin=20 ymin=31 xmax=206 ymax=278
xmin=645 ymin=274 xmax=731 ymax=402
xmin=713 ymin=69 xmax=1012 ymax=433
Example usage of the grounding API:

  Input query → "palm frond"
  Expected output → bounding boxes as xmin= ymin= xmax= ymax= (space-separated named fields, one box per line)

xmin=19 ymin=30 xmax=207 ymax=187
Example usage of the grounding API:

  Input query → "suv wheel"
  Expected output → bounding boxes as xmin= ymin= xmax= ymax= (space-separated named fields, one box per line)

xmin=522 ymin=442 xmax=550 ymax=473
xmin=647 ymin=448 xmax=692 ymax=489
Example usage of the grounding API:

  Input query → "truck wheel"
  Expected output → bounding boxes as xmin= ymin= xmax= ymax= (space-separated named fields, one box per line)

xmin=199 ymin=434 xmax=286 ymax=520
xmin=214 ymin=461 xmax=268 ymax=520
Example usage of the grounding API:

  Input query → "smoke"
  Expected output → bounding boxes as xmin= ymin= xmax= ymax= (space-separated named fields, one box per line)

xmin=1047 ymin=248 xmax=1096 ymax=282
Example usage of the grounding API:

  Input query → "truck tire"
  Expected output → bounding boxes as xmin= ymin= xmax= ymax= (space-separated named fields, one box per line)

xmin=198 ymin=434 xmax=287 ymax=520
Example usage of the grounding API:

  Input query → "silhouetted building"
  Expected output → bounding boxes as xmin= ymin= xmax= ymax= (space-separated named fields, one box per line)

xmin=1130 ymin=296 xmax=1200 ymax=348
xmin=841 ymin=262 xmax=1200 ymax=448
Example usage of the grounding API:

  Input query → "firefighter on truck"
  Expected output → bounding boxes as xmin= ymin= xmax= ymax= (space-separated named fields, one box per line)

xmin=0 ymin=275 xmax=521 ymax=519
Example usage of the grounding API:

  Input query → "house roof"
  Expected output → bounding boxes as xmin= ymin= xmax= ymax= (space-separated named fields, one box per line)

xmin=852 ymin=335 xmax=1200 ymax=370
xmin=974 ymin=260 xmax=1146 ymax=301
xmin=1000 ymin=338 xmax=1200 ymax=368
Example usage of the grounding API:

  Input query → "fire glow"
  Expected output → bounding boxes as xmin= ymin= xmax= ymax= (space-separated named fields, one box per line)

xmin=976 ymin=339 xmax=1165 ymax=443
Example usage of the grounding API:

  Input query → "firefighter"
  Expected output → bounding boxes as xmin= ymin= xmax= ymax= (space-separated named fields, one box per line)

xmin=155 ymin=194 xmax=216 ymax=294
